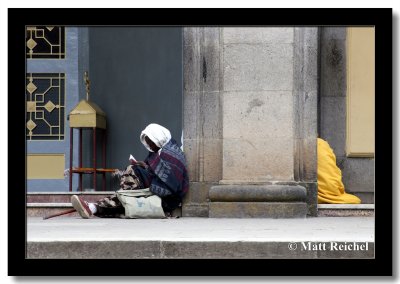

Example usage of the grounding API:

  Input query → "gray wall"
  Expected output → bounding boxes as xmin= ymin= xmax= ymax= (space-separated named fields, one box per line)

xmin=319 ymin=27 xmax=374 ymax=203
xmin=85 ymin=27 xmax=183 ymax=190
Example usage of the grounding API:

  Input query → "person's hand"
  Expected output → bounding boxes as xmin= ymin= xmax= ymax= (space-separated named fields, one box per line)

xmin=112 ymin=169 xmax=121 ymax=177
xmin=132 ymin=160 xmax=147 ymax=168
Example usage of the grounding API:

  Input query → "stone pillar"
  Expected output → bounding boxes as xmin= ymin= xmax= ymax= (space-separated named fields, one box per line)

xmin=183 ymin=27 xmax=319 ymax=218
xmin=293 ymin=27 xmax=319 ymax=216
xmin=182 ymin=28 xmax=223 ymax=217
xmin=220 ymin=27 xmax=296 ymax=182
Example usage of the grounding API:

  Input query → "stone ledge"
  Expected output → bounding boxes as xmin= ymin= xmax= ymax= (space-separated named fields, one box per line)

xmin=27 ymin=204 xmax=182 ymax=218
xmin=209 ymin=184 xmax=306 ymax=202
xmin=317 ymin=204 xmax=374 ymax=217
xmin=209 ymin=202 xmax=307 ymax=218
xmin=28 ymin=208 xmax=80 ymax=218
xmin=27 ymin=203 xmax=72 ymax=207
xmin=318 ymin=204 xmax=374 ymax=209
xmin=27 ymin=192 xmax=115 ymax=203
xmin=27 ymin=192 xmax=116 ymax=195
xmin=27 ymin=240 xmax=374 ymax=259
xmin=317 ymin=209 xmax=374 ymax=217
xmin=182 ymin=203 xmax=209 ymax=217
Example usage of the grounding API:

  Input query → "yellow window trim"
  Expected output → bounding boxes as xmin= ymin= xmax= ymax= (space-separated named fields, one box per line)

xmin=346 ymin=27 xmax=375 ymax=158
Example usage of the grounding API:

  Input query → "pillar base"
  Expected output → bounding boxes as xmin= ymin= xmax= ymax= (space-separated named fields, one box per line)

xmin=209 ymin=184 xmax=308 ymax=218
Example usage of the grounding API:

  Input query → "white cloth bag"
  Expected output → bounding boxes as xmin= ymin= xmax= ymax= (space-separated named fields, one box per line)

xmin=116 ymin=188 xmax=165 ymax=218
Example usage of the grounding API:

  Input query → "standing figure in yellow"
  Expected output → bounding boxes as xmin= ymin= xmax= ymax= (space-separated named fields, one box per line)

xmin=317 ymin=138 xmax=361 ymax=204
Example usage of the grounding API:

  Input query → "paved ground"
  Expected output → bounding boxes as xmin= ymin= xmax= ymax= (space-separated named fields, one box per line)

xmin=28 ymin=216 xmax=374 ymax=242
xmin=27 ymin=216 xmax=374 ymax=259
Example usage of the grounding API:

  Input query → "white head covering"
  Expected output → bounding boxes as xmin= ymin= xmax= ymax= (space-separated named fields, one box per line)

xmin=140 ymin=123 xmax=172 ymax=152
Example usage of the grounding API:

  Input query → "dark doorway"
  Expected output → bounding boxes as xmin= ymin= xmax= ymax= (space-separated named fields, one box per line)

xmin=85 ymin=27 xmax=183 ymax=190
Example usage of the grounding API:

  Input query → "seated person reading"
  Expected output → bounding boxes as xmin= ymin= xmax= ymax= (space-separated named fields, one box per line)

xmin=71 ymin=123 xmax=189 ymax=218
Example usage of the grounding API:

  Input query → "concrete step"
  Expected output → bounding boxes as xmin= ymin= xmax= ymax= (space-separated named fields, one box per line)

xmin=27 ymin=192 xmax=182 ymax=218
xmin=27 ymin=191 xmax=115 ymax=203
xmin=27 ymin=203 xmax=78 ymax=217
xmin=27 ymin=217 xmax=374 ymax=259
xmin=317 ymin=204 xmax=374 ymax=217
xmin=27 ymin=192 xmax=116 ymax=217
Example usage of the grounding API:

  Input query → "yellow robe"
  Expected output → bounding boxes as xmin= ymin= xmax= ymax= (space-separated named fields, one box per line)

xmin=317 ymin=138 xmax=361 ymax=204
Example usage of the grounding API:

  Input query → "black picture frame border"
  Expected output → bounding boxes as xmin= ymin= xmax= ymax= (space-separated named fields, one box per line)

xmin=8 ymin=7 xmax=393 ymax=277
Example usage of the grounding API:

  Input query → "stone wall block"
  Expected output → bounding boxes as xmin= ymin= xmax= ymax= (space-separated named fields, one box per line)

xmin=222 ymin=138 xmax=294 ymax=181
xmin=302 ymin=27 xmax=319 ymax=47
xmin=183 ymin=91 xmax=199 ymax=140
xmin=182 ymin=182 xmax=213 ymax=217
xmin=320 ymin=97 xmax=346 ymax=157
xmin=321 ymin=27 xmax=347 ymax=41
xmin=202 ymin=92 xmax=222 ymax=139
xmin=209 ymin=202 xmax=307 ymax=218
xmin=348 ymin=192 xmax=374 ymax=204
xmin=203 ymin=139 xmax=223 ymax=182
xmin=183 ymin=27 xmax=200 ymax=47
xmin=299 ymin=182 xmax=318 ymax=216
xmin=203 ymin=27 xmax=220 ymax=46
xmin=304 ymin=46 xmax=319 ymax=93
xmin=183 ymin=44 xmax=201 ymax=92
xmin=341 ymin=158 xmax=375 ymax=193
xmin=183 ymin=139 xmax=200 ymax=182
xmin=182 ymin=204 xmax=209 ymax=217
xmin=301 ymin=138 xmax=317 ymax=182
xmin=302 ymin=90 xmax=318 ymax=138
xmin=320 ymin=36 xmax=347 ymax=97
xmin=223 ymin=43 xmax=293 ymax=91
xmin=209 ymin=184 xmax=307 ymax=202
xmin=184 ymin=182 xmax=213 ymax=204
xmin=202 ymin=44 xmax=221 ymax=93
xmin=222 ymin=91 xmax=293 ymax=139
xmin=223 ymin=27 xmax=294 ymax=44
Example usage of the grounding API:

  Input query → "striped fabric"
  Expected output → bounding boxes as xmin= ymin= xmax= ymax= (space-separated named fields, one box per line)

xmin=145 ymin=138 xmax=189 ymax=210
